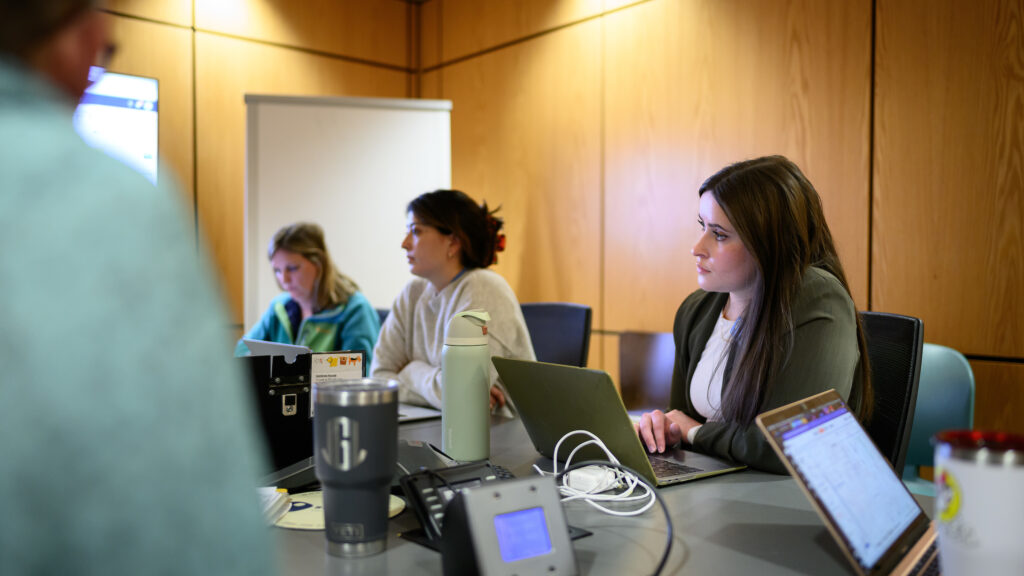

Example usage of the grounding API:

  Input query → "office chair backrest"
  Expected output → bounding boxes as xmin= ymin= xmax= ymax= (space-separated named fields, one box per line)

xmin=905 ymin=343 xmax=975 ymax=468
xmin=860 ymin=311 xmax=924 ymax=473
xmin=618 ymin=331 xmax=675 ymax=411
xmin=519 ymin=302 xmax=592 ymax=367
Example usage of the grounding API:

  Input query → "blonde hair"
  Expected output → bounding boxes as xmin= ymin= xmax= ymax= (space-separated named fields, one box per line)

xmin=268 ymin=222 xmax=358 ymax=312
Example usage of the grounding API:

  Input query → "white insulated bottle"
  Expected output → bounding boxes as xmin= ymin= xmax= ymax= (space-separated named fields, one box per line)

xmin=441 ymin=309 xmax=491 ymax=461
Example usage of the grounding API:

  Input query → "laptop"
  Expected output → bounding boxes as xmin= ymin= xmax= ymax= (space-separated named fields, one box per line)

xmin=492 ymin=357 xmax=746 ymax=487
xmin=242 ymin=338 xmax=310 ymax=364
xmin=756 ymin=389 xmax=940 ymax=576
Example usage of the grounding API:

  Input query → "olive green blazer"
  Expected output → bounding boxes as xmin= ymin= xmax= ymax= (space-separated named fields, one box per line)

xmin=670 ymin=267 xmax=863 ymax=473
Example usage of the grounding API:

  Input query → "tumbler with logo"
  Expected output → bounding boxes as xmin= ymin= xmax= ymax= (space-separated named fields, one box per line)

xmin=313 ymin=378 xmax=399 ymax=557
xmin=934 ymin=430 xmax=1024 ymax=575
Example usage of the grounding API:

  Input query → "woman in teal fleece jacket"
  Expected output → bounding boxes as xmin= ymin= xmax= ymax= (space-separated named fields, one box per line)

xmin=636 ymin=156 xmax=873 ymax=473
xmin=235 ymin=222 xmax=380 ymax=362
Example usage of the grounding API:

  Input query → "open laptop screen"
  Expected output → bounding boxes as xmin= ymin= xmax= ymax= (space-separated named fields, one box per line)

xmin=763 ymin=397 xmax=921 ymax=570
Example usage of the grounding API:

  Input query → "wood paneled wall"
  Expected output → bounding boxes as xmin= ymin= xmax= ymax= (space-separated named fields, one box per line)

xmin=432 ymin=18 xmax=604 ymax=326
xmin=104 ymin=1 xmax=411 ymax=325
xmin=874 ymin=0 xmax=1024 ymax=357
xmin=103 ymin=0 xmax=1022 ymax=426
xmin=423 ymin=0 xmax=871 ymax=369
xmin=422 ymin=0 xmax=1023 ymax=423
xmin=602 ymin=0 xmax=871 ymax=331
xmin=873 ymin=0 xmax=1024 ymax=432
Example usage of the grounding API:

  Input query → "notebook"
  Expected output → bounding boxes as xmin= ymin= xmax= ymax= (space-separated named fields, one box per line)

xmin=756 ymin=389 xmax=940 ymax=576
xmin=492 ymin=357 xmax=745 ymax=487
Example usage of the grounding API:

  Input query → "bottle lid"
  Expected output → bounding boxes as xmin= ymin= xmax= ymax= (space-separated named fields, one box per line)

xmin=445 ymin=309 xmax=490 ymax=346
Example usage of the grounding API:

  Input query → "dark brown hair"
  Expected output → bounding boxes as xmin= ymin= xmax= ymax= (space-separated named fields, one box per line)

xmin=407 ymin=189 xmax=505 ymax=269
xmin=0 ymin=0 xmax=94 ymax=57
xmin=268 ymin=222 xmax=358 ymax=313
xmin=699 ymin=155 xmax=873 ymax=425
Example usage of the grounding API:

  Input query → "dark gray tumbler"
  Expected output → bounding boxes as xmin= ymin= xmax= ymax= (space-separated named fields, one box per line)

xmin=313 ymin=378 xmax=399 ymax=557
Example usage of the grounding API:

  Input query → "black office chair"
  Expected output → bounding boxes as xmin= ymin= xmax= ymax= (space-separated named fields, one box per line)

xmin=376 ymin=307 xmax=389 ymax=327
xmin=519 ymin=302 xmax=592 ymax=367
xmin=860 ymin=311 xmax=924 ymax=472
xmin=618 ymin=331 xmax=675 ymax=411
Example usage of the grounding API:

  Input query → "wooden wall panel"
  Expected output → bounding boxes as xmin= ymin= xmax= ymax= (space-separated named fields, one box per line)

xmin=874 ymin=0 xmax=1024 ymax=357
xmin=604 ymin=0 xmax=872 ymax=332
xmin=439 ymin=20 xmax=603 ymax=326
xmin=420 ymin=70 xmax=442 ymax=100
xmin=420 ymin=0 xmax=441 ymax=70
xmin=437 ymin=0 xmax=605 ymax=64
xmin=195 ymin=0 xmax=409 ymax=68
xmin=971 ymin=360 xmax=1024 ymax=436
xmin=106 ymin=0 xmax=192 ymax=26
xmin=194 ymin=33 xmax=408 ymax=323
xmin=107 ymin=15 xmax=194 ymax=217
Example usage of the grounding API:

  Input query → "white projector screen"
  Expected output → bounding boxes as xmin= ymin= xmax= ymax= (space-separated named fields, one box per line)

xmin=244 ymin=94 xmax=452 ymax=330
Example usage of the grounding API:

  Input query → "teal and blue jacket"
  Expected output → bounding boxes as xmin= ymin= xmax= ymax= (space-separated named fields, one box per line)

xmin=235 ymin=291 xmax=380 ymax=362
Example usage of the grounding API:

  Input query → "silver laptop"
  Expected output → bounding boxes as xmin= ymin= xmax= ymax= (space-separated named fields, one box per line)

xmin=756 ymin=389 xmax=940 ymax=576
xmin=492 ymin=357 xmax=745 ymax=486
xmin=242 ymin=338 xmax=310 ymax=363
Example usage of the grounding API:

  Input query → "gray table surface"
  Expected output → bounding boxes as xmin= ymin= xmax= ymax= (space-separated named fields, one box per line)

xmin=274 ymin=416 xmax=933 ymax=575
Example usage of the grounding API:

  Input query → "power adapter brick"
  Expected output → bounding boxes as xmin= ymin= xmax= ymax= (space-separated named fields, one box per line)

xmin=566 ymin=465 xmax=618 ymax=493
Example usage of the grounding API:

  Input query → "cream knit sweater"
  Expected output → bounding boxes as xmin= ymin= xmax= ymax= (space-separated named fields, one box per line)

xmin=370 ymin=269 xmax=536 ymax=410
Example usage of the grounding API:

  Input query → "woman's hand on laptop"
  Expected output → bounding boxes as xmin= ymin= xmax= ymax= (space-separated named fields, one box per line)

xmin=636 ymin=410 xmax=699 ymax=453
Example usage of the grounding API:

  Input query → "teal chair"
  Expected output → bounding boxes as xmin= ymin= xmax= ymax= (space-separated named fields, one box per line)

xmin=902 ymin=343 xmax=975 ymax=496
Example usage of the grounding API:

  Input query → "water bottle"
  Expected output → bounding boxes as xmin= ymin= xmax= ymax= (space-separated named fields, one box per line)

xmin=441 ymin=309 xmax=491 ymax=461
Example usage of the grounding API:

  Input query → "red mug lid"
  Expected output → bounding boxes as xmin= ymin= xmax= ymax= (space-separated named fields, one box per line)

xmin=933 ymin=429 xmax=1024 ymax=452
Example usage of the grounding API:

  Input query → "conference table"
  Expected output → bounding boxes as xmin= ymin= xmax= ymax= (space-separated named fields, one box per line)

xmin=274 ymin=415 xmax=933 ymax=575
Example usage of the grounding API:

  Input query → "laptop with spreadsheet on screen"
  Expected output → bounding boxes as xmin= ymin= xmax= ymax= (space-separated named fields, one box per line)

xmin=492 ymin=357 xmax=745 ymax=487
xmin=756 ymin=389 xmax=940 ymax=576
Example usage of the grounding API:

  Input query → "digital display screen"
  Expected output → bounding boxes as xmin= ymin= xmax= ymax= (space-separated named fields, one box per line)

xmin=493 ymin=507 xmax=552 ymax=563
xmin=74 ymin=66 xmax=159 ymax=185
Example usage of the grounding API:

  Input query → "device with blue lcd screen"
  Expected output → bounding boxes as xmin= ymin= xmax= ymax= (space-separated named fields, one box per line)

xmin=439 ymin=476 xmax=577 ymax=575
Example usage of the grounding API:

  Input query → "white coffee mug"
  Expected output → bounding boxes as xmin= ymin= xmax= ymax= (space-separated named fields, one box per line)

xmin=933 ymin=430 xmax=1024 ymax=576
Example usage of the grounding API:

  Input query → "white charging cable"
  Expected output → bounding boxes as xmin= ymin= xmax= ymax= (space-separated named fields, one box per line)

xmin=532 ymin=430 xmax=656 ymax=517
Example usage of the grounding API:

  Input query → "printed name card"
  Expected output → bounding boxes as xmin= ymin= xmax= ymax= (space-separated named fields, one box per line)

xmin=309 ymin=352 xmax=364 ymax=385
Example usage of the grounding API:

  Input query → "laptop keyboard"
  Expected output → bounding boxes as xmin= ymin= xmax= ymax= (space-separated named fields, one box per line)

xmin=650 ymin=456 xmax=701 ymax=477
xmin=908 ymin=542 xmax=940 ymax=576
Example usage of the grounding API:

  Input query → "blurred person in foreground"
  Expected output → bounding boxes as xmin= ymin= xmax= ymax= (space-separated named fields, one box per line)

xmin=0 ymin=1 xmax=273 ymax=574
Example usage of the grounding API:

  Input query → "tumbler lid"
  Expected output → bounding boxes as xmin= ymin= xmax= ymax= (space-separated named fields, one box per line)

xmin=933 ymin=430 xmax=1024 ymax=467
xmin=445 ymin=309 xmax=490 ymax=346
xmin=314 ymin=378 xmax=399 ymax=406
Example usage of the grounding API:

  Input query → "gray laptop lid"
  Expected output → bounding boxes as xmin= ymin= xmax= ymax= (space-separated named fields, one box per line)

xmin=493 ymin=356 xmax=744 ymax=485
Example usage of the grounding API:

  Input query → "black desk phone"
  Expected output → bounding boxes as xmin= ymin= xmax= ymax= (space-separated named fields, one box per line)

xmin=400 ymin=460 xmax=515 ymax=542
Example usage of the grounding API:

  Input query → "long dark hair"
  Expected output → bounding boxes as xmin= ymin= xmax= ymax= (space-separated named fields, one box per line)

xmin=408 ymin=189 xmax=505 ymax=269
xmin=268 ymin=222 xmax=358 ymax=313
xmin=700 ymin=155 xmax=873 ymax=425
